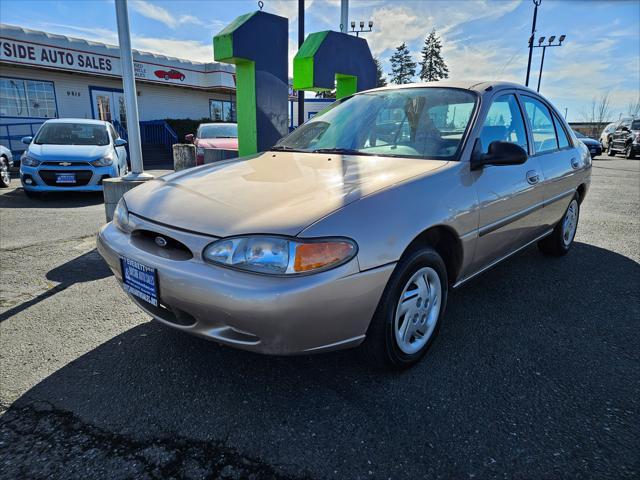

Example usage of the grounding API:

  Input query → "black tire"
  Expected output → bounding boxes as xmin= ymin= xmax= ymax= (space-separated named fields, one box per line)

xmin=0 ymin=156 xmax=10 ymax=188
xmin=538 ymin=193 xmax=580 ymax=256
xmin=24 ymin=189 xmax=41 ymax=199
xmin=625 ymin=144 xmax=635 ymax=159
xmin=360 ymin=247 xmax=448 ymax=370
xmin=607 ymin=142 xmax=617 ymax=156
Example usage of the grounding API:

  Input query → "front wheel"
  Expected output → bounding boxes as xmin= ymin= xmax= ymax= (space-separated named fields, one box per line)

xmin=0 ymin=157 xmax=10 ymax=188
xmin=625 ymin=144 xmax=636 ymax=159
xmin=538 ymin=194 xmax=580 ymax=256
xmin=361 ymin=247 xmax=448 ymax=370
xmin=607 ymin=142 xmax=617 ymax=156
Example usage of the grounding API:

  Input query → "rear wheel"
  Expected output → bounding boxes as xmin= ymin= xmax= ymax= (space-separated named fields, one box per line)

xmin=538 ymin=194 xmax=580 ymax=256
xmin=361 ymin=247 xmax=448 ymax=370
xmin=0 ymin=156 xmax=10 ymax=188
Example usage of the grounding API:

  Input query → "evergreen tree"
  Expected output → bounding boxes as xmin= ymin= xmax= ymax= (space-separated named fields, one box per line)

xmin=419 ymin=29 xmax=449 ymax=82
xmin=389 ymin=43 xmax=416 ymax=84
xmin=374 ymin=57 xmax=387 ymax=87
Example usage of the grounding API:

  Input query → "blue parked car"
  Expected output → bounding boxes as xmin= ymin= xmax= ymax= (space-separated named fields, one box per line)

xmin=20 ymin=119 xmax=128 ymax=198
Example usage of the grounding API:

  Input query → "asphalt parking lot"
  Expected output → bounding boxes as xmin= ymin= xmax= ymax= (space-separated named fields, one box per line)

xmin=1 ymin=156 xmax=638 ymax=480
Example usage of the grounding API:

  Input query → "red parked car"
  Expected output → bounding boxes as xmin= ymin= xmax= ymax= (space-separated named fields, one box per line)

xmin=185 ymin=123 xmax=238 ymax=165
xmin=154 ymin=69 xmax=185 ymax=81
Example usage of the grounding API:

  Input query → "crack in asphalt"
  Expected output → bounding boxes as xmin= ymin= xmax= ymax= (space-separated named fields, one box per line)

xmin=0 ymin=402 xmax=313 ymax=480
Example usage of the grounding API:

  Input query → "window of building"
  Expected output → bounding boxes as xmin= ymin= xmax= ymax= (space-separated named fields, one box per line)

xmin=210 ymin=99 xmax=236 ymax=122
xmin=0 ymin=77 xmax=58 ymax=118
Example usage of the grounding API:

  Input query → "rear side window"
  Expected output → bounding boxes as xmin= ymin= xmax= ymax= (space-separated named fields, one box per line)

xmin=553 ymin=113 xmax=570 ymax=149
xmin=522 ymin=96 xmax=558 ymax=154
xmin=479 ymin=94 xmax=529 ymax=154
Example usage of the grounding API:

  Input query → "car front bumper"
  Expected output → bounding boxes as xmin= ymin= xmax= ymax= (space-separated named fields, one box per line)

xmin=97 ymin=219 xmax=394 ymax=355
xmin=20 ymin=163 xmax=119 ymax=192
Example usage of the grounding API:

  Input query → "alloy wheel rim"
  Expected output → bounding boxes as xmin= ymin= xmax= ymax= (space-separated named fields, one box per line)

xmin=562 ymin=199 xmax=578 ymax=247
xmin=394 ymin=266 xmax=442 ymax=355
xmin=0 ymin=161 xmax=9 ymax=184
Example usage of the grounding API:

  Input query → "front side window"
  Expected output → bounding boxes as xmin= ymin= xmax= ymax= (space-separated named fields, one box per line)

xmin=522 ymin=96 xmax=558 ymax=154
xmin=34 ymin=123 xmax=110 ymax=146
xmin=275 ymin=87 xmax=477 ymax=160
xmin=479 ymin=94 xmax=528 ymax=154
xmin=0 ymin=77 xmax=58 ymax=118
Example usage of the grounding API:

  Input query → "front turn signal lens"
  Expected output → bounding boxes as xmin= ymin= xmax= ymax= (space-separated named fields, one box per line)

xmin=294 ymin=241 xmax=355 ymax=272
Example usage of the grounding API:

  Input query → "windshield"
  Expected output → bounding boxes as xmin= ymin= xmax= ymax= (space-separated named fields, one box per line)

xmin=197 ymin=124 xmax=237 ymax=139
xmin=274 ymin=88 xmax=477 ymax=159
xmin=34 ymin=123 xmax=109 ymax=146
xmin=632 ymin=120 xmax=640 ymax=130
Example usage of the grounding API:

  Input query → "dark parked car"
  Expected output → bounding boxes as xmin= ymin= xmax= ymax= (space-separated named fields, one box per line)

xmin=607 ymin=117 xmax=640 ymax=159
xmin=573 ymin=131 xmax=602 ymax=158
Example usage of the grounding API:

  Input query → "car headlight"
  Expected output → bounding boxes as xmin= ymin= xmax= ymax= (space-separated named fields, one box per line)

xmin=113 ymin=198 xmax=132 ymax=233
xmin=203 ymin=236 xmax=357 ymax=275
xmin=21 ymin=154 xmax=40 ymax=167
xmin=91 ymin=154 xmax=114 ymax=167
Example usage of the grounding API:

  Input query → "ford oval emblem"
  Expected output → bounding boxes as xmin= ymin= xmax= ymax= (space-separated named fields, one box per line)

xmin=154 ymin=236 xmax=168 ymax=247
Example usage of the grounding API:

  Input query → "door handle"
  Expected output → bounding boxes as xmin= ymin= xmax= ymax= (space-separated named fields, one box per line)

xmin=571 ymin=158 xmax=580 ymax=169
xmin=526 ymin=170 xmax=540 ymax=185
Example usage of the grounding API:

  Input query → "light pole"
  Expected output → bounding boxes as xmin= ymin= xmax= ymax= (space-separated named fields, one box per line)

xmin=349 ymin=20 xmax=373 ymax=37
xmin=533 ymin=34 xmax=566 ymax=92
xmin=297 ymin=0 xmax=305 ymax=128
xmin=525 ymin=0 xmax=542 ymax=87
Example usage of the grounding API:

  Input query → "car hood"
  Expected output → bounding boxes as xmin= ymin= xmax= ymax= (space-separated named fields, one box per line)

xmin=28 ymin=144 xmax=110 ymax=161
xmin=125 ymin=151 xmax=448 ymax=237
xmin=195 ymin=138 xmax=238 ymax=150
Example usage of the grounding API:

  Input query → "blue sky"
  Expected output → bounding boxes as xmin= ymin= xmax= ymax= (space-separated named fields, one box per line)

xmin=1 ymin=0 xmax=638 ymax=122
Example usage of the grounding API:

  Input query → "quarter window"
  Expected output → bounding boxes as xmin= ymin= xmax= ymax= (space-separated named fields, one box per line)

xmin=479 ymin=94 xmax=528 ymax=154
xmin=522 ymin=96 xmax=558 ymax=154
xmin=0 ymin=77 xmax=58 ymax=118
xmin=553 ymin=113 xmax=570 ymax=149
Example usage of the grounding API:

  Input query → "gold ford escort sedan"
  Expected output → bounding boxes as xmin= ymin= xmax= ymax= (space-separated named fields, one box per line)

xmin=97 ymin=81 xmax=591 ymax=369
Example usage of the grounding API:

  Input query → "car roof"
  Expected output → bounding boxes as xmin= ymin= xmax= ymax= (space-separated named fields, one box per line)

xmin=361 ymin=80 xmax=540 ymax=95
xmin=43 ymin=118 xmax=110 ymax=126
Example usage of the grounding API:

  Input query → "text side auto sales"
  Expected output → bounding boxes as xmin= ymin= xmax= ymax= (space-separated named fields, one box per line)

xmin=0 ymin=40 xmax=112 ymax=71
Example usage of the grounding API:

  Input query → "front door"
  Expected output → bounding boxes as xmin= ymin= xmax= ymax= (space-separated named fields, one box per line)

xmin=470 ymin=92 xmax=545 ymax=272
xmin=91 ymin=88 xmax=127 ymax=131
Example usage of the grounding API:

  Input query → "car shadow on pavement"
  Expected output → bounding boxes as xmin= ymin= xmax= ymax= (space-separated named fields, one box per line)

xmin=0 ymin=249 xmax=111 ymax=323
xmin=2 ymin=242 xmax=639 ymax=479
xmin=0 ymin=188 xmax=103 ymax=209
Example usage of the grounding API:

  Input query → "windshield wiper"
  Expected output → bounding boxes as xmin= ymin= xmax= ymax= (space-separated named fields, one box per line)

xmin=311 ymin=148 xmax=373 ymax=156
xmin=270 ymin=145 xmax=307 ymax=152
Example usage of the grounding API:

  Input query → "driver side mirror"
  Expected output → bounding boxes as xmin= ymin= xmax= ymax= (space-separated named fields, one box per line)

xmin=471 ymin=139 xmax=528 ymax=170
xmin=114 ymin=138 xmax=127 ymax=147
xmin=185 ymin=134 xmax=194 ymax=143
xmin=21 ymin=136 xmax=33 ymax=145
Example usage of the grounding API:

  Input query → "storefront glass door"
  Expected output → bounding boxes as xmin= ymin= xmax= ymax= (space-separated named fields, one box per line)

xmin=91 ymin=88 xmax=127 ymax=130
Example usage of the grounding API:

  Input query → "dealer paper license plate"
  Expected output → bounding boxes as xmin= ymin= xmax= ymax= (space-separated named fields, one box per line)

xmin=120 ymin=257 xmax=158 ymax=306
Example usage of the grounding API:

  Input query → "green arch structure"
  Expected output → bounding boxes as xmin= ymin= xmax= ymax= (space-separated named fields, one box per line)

xmin=293 ymin=31 xmax=376 ymax=99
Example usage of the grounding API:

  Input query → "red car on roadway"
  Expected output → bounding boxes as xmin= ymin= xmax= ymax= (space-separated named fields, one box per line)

xmin=185 ymin=123 xmax=238 ymax=165
xmin=154 ymin=69 xmax=185 ymax=81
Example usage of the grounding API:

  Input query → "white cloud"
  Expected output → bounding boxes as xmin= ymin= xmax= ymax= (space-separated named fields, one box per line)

xmin=130 ymin=0 xmax=203 ymax=29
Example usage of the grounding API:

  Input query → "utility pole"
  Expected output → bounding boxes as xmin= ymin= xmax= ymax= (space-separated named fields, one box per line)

xmin=297 ymin=0 xmax=305 ymax=128
xmin=115 ymin=0 xmax=151 ymax=180
xmin=341 ymin=0 xmax=349 ymax=33
xmin=525 ymin=0 xmax=542 ymax=87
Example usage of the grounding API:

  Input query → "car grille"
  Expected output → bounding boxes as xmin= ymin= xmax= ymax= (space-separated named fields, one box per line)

xmin=41 ymin=161 xmax=92 ymax=167
xmin=39 ymin=170 xmax=93 ymax=186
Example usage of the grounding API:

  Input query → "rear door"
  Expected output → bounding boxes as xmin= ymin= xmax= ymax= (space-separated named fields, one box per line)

xmin=470 ymin=91 xmax=545 ymax=271
xmin=520 ymin=94 xmax=579 ymax=228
